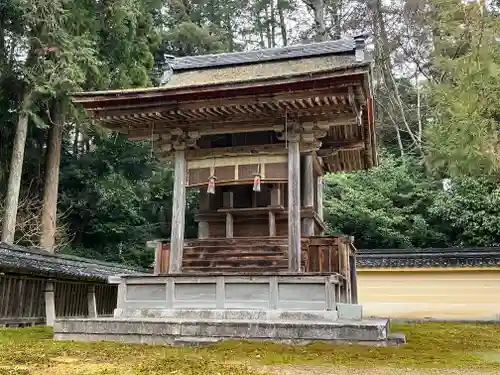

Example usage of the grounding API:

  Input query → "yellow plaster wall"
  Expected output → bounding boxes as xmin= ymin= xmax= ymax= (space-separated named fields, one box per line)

xmin=357 ymin=269 xmax=500 ymax=321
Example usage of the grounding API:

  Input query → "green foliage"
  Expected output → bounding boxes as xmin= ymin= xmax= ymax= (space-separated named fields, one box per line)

xmin=324 ymin=151 xmax=447 ymax=249
xmin=57 ymin=133 xmax=198 ymax=267
xmin=430 ymin=177 xmax=500 ymax=247
xmin=95 ymin=0 xmax=162 ymax=89
xmin=425 ymin=0 xmax=500 ymax=178
xmin=163 ymin=21 xmax=226 ymax=56
xmin=58 ymin=134 xmax=158 ymax=265
xmin=5 ymin=0 xmax=500 ymax=265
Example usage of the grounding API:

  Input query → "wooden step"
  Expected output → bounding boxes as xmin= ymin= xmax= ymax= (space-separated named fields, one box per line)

xmin=182 ymin=265 xmax=288 ymax=273
xmin=183 ymin=258 xmax=288 ymax=268
xmin=181 ymin=237 xmax=308 ymax=274
xmin=183 ymin=245 xmax=288 ymax=254
xmin=184 ymin=252 xmax=288 ymax=260
xmin=184 ymin=238 xmax=290 ymax=247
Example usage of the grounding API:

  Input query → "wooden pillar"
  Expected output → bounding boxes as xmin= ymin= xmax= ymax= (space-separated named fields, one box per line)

xmin=226 ymin=213 xmax=234 ymax=237
xmin=223 ymin=191 xmax=234 ymax=238
xmin=169 ymin=148 xmax=186 ymax=273
xmin=270 ymin=184 xmax=281 ymax=207
xmin=198 ymin=189 xmax=209 ymax=239
xmin=44 ymin=281 xmax=56 ymax=326
xmin=317 ymin=176 xmax=324 ymax=221
xmin=268 ymin=211 xmax=276 ymax=236
xmin=269 ymin=185 xmax=280 ymax=237
xmin=87 ymin=285 xmax=97 ymax=318
xmin=288 ymin=137 xmax=301 ymax=272
xmin=153 ymin=241 xmax=162 ymax=275
xmin=349 ymin=254 xmax=358 ymax=304
xmin=302 ymin=154 xmax=315 ymax=236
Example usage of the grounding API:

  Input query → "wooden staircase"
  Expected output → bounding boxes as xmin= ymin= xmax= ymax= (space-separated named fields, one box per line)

xmin=182 ymin=237 xmax=308 ymax=273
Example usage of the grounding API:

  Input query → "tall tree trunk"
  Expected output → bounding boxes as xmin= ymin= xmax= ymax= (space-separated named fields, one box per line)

xmin=303 ymin=0 xmax=327 ymax=41
xmin=278 ymin=0 xmax=288 ymax=46
xmin=265 ymin=5 xmax=272 ymax=48
xmin=258 ymin=10 xmax=266 ymax=48
xmin=1 ymin=95 xmax=30 ymax=243
xmin=370 ymin=0 xmax=420 ymax=152
xmin=40 ymin=102 xmax=64 ymax=252
xmin=72 ymin=124 xmax=79 ymax=157
xmin=331 ymin=0 xmax=342 ymax=39
xmin=270 ymin=0 xmax=276 ymax=47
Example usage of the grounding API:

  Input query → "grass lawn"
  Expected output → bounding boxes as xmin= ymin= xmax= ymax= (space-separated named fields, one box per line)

xmin=1 ymin=322 xmax=500 ymax=374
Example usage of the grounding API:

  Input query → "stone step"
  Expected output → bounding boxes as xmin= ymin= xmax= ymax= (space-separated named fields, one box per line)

xmin=172 ymin=336 xmax=221 ymax=347
xmin=54 ymin=317 xmax=391 ymax=346
xmin=114 ymin=308 xmax=339 ymax=322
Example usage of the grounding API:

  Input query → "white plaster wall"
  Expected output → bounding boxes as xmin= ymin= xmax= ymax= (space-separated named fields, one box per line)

xmin=357 ymin=270 xmax=500 ymax=321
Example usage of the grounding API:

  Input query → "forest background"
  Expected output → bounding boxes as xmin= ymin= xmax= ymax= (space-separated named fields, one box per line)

xmin=1 ymin=0 xmax=499 ymax=268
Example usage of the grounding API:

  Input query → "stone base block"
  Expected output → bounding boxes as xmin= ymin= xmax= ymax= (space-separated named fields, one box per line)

xmin=337 ymin=303 xmax=363 ymax=320
xmin=54 ymin=317 xmax=391 ymax=347
xmin=114 ymin=308 xmax=339 ymax=322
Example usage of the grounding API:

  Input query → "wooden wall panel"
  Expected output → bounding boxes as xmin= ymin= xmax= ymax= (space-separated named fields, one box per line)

xmin=233 ymin=219 xmax=269 ymax=237
xmin=238 ymin=164 xmax=259 ymax=180
xmin=188 ymin=168 xmax=210 ymax=185
xmin=215 ymin=166 xmax=234 ymax=181
xmin=276 ymin=219 xmax=288 ymax=236
xmin=208 ymin=222 xmax=226 ymax=238
xmin=265 ymin=163 xmax=287 ymax=179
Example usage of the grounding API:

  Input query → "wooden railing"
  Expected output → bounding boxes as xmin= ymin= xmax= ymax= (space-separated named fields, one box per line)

xmin=0 ymin=275 xmax=117 ymax=327
xmin=302 ymin=236 xmax=357 ymax=304
xmin=0 ymin=276 xmax=45 ymax=325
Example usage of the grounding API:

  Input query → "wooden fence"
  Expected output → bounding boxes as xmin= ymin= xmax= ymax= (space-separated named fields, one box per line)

xmin=0 ymin=274 xmax=117 ymax=327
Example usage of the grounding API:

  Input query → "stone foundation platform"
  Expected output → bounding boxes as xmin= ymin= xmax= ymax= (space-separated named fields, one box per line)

xmin=54 ymin=315 xmax=391 ymax=346
xmin=52 ymin=273 xmax=401 ymax=347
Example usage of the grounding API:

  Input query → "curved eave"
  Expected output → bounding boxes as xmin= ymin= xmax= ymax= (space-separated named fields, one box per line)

xmin=72 ymin=66 xmax=375 ymax=173
xmin=71 ymin=62 xmax=371 ymax=104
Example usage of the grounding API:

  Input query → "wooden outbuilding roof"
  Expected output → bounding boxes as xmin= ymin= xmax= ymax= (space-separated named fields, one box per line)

xmin=0 ymin=242 xmax=147 ymax=282
xmin=72 ymin=36 xmax=376 ymax=172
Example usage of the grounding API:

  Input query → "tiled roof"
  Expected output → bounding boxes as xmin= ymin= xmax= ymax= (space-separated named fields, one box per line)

xmin=0 ymin=242 xmax=147 ymax=282
xmin=356 ymin=247 xmax=500 ymax=269
xmin=169 ymin=37 xmax=362 ymax=71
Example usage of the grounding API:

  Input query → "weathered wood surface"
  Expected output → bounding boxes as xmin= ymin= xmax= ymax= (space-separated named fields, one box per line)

xmin=152 ymin=236 xmax=355 ymax=303
xmin=0 ymin=275 xmax=117 ymax=327
xmin=302 ymin=154 xmax=315 ymax=236
xmin=288 ymin=137 xmax=301 ymax=272
xmin=155 ymin=236 xmax=353 ymax=279
xmin=169 ymin=148 xmax=187 ymax=273
xmin=179 ymin=237 xmax=308 ymax=273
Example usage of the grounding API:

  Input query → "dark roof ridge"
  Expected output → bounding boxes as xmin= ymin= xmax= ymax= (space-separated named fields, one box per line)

xmin=169 ymin=37 xmax=364 ymax=72
xmin=356 ymin=247 xmax=500 ymax=269
xmin=358 ymin=247 xmax=500 ymax=256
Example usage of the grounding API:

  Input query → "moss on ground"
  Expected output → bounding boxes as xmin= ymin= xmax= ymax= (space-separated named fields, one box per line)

xmin=0 ymin=322 xmax=499 ymax=374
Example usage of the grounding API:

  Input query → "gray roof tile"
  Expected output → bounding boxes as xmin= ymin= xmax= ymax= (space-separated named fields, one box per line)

xmin=170 ymin=38 xmax=359 ymax=71
xmin=0 ymin=242 xmax=147 ymax=282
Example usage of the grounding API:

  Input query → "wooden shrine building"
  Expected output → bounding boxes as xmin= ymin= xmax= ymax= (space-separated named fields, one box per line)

xmin=72 ymin=36 xmax=376 ymax=277
xmin=55 ymin=37 xmax=399 ymax=347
